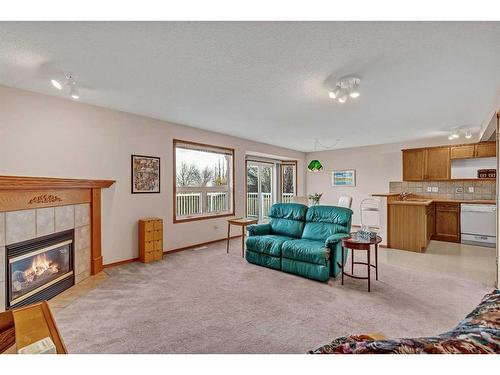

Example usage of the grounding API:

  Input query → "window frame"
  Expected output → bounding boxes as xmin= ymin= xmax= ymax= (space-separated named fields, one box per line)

xmin=173 ymin=139 xmax=235 ymax=223
xmin=280 ymin=160 xmax=298 ymax=202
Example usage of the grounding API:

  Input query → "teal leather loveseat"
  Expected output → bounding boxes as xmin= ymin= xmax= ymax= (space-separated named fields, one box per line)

xmin=245 ymin=203 xmax=353 ymax=282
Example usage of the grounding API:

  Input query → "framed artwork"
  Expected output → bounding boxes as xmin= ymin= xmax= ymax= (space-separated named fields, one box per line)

xmin=131 ymin=155 xmax=161 ymax=193
xmin=332 ymin=170 xmax=356 ymax=187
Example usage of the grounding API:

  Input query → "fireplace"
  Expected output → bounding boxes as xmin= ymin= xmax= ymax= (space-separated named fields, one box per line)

xmin=6 ymin=230 xmax=75 ymax=309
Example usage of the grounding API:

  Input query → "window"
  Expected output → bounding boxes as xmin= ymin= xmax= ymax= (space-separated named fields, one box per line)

xmin=280 ymin=161 xmax=297 ymax=203
xmin=174 ymin=140 xmax=234 ymax=222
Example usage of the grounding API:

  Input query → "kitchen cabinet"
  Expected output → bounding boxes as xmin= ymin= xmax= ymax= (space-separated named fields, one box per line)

xmin=474 ymin=142 xmax=496 ymax=158
xmin=402 ymin=141 xmax=496 ymax=181
xmin=451 ymin=145 xmax=475 ymax=159
xmin=424 ymin=147 xmax=450 ymax=180
xmin=433 ymin=202 xmax=460 ymax=243
xmin=402 ymin=149 xmax=425 ymax=181
xmin=426 ymin=204 xmax=435 ymax=241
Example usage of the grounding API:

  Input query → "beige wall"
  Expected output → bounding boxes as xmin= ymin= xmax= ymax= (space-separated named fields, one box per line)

xmin=305 ymin=137 xmax=480 ymax=244
xmin=0 ymin=86 xmax=306 ymax=264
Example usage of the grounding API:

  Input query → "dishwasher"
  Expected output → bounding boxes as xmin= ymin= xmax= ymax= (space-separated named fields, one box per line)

xmin=460 ymin=204 xmax=496 ymax=247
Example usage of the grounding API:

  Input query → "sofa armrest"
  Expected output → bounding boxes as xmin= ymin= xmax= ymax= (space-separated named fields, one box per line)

xmin=247 ymin=223 xmax=272 ymax=236
xmin=325 ymin=233 xmax=350 ymax=247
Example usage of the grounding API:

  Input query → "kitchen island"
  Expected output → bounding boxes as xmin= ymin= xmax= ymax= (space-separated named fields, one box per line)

xmin=373 ymin=193 xmax=495 ymax=252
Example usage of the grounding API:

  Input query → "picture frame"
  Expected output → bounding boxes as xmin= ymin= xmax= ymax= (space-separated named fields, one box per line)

xmin=131 ymin=155 xmax=161 ymax=194
xmin=332 ymin=170 xmax=356 ymax=187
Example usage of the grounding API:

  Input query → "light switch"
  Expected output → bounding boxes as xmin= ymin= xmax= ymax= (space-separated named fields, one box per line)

xmin=468 ymin=187 xmax=474 ymax=193
xmin=427 ymin=187 xmax=432 ymax=192
xmin=431 ymin=186 xmax=438 ymax=193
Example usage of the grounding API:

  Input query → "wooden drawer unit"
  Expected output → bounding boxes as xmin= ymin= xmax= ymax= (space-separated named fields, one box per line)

xmin=433 ymin=202 xmax=460 ymax=243
xmin=139 ymin=218 xmax=164 ymax=263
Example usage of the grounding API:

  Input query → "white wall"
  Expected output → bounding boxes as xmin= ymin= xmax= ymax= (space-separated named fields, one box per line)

xmin=0 ymin=86 xmax=306 ymax=264
xmin=306 ymin=137 xmax=475 ymax=244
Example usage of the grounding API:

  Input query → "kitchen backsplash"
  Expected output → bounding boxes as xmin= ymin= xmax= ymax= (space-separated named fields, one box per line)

xmin=389 ymin=180 xmax=496 ymax=200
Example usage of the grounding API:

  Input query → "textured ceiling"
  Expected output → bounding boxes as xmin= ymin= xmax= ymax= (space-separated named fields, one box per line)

xmin=0 ymin=22 xmax=499 ymax=152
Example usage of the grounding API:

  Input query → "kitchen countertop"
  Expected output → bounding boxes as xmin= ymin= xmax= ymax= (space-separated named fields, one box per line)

xmin=372 ymin=193 xmax=496 ymax=206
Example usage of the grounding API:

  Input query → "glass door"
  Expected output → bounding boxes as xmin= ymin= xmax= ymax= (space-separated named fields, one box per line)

xmin=246 ymin=161 xmax=274 ymax=222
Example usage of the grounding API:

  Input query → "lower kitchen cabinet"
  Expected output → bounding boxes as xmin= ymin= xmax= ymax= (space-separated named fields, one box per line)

xmin=433 ymin=202 xmax=460 ymax=243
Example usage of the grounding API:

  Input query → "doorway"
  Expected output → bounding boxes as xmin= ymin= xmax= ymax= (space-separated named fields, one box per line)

xmin=246 ymin=161 xmax=274 ymax=222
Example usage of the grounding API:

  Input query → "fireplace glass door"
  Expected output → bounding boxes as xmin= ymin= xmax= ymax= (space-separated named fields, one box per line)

xmin=9 ymin=239 xmax=72 ymax=306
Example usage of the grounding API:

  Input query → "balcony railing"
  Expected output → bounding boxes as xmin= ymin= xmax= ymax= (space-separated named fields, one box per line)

xmin=176 ymin=186 xmax=230 ymax=218
xmin=176 ymin=190 xmax=295 ymax=220
xmin=246 ymin=192 xmax=294 ymax=220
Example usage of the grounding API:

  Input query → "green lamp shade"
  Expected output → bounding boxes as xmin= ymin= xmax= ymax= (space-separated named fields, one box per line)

xmin=307 ymin=159 xmax=323 ymax=172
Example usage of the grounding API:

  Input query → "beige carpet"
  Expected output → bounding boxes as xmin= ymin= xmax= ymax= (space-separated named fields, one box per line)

xmin=53 ymin=240 xmax=492 ymax=353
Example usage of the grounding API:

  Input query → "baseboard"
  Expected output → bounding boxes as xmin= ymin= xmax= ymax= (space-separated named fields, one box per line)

xmin=103 ymin=257 xmax=139 ymax=268
xmin=166 ymin=235 xmax=242 ymax=254
xmin=103 ymin=235 xmax=243 ymax=269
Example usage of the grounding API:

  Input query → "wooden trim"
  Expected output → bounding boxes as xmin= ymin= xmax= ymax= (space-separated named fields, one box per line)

xmin=173 ymin=139 xmax=235 ymax=223
xmin=401 ymin=140 xmax=496 ymax=152
xmin=103 ymin=235 xmax=243 ymax=268
xmin=0 ymin=175 xmax=115 ymax=190
xmin=90 ymin=188 xmax=103 ymax=275
xmin=0 ymin=189 xmax=91 ymax=212
xmin=280 ymin=160 xmax=298 ymax=199
xmin=103 ymin=257 xmax=139 ymax=268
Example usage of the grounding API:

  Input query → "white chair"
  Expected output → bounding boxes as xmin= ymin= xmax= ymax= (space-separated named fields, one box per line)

xmin=338 ymin=196 xmax=353 ymax=209
xmin=292 ymin=196 xmax=309 ymax=205
xmin=360 ymin=198 xmax=381 ymax=232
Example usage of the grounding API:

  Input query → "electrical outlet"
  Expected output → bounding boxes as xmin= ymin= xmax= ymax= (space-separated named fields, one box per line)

xmin=468 ymin=186 xmax=474 ymax=193
xmin=431 ymin=186 xmax=438 ymax=193
xmin=426 ymin=186 xmax=432 ymax=192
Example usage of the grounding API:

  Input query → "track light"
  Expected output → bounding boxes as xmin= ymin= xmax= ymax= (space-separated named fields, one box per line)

xmin=327 ymin=76 xmax=361 ymax=104
xmin=50 ymin=73 xmax=80 ymax=100
xmin=70 ymin=84 xmax=79 ymax=100
xmin=465 ymin=130 xmax=472 ymax=139
xmin=51 ymin=79 xmax=63 ymax=90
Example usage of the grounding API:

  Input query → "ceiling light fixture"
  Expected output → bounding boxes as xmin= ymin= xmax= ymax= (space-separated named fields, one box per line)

xmin=50 ymin=73 xmax=80 ymax=100
xmin=328 ymin=75 xmax=361 ymax=104
xmin=447 ymin=128 xmax=474 ymax=141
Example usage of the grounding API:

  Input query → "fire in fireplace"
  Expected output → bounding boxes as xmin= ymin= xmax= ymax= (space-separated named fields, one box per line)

xmin=6 ymin=230 xmax=74 ymax=309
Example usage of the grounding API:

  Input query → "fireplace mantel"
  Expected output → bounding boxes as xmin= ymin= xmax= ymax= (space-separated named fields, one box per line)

xmin=0 ymin=175 xmax=115 ymax=276
xmin=0 ymin=175 xmax=114 ymax=190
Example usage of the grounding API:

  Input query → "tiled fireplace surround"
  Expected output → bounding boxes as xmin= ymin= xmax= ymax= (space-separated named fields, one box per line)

xmin=0 ymin=204 xmax=91 ymax=311
xmin=0 ymin=175 xmax=114 ymax=312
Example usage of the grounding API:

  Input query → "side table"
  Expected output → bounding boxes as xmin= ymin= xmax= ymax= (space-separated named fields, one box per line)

xmin=226 ymin=218 xmax=258 ymax=257
xmin=341 ymin=234 xmax=382 ymax=292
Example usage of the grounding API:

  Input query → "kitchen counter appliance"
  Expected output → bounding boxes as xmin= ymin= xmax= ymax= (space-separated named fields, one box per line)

xmin=460 ymin=204 xmax=496 ymax=247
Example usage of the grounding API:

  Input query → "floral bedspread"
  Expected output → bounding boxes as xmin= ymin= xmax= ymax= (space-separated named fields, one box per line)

xmin=309 ymin=290 xmax=500 ymax=354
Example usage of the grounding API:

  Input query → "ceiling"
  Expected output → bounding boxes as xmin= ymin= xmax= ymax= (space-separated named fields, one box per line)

xmin=0 ymin=22 xmax=499 ymax=152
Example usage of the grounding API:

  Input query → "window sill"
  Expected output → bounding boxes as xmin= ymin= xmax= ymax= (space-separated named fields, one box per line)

xmin=173 ymin=212 xmax=235 ymax=224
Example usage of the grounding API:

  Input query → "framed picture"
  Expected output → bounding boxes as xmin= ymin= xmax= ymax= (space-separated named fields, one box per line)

xmin=131 ymin=155 xmax=161 ymax=193
xmin=332 ymin=170 xmax=356 ymax=187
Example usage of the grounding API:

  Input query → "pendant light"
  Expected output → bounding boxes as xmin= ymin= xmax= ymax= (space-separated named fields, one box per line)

xmin=307 ymin=139 xmax=324 ymax=172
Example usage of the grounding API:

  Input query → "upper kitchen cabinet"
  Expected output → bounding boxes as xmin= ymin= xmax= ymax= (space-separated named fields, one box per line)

xmin=474 ymin=142 xmax=496 ymax=158
xmin=402 ymin=148 xmax=425 ymax=181
xmin=450 ymin=144 xmax=475 ymax=159
xmin=424 ymin=147 xmax=450 ymax=180
xmin=403 ymin=141 xmax=497 ymax=181
xmin=451 ymin=142 xmax=496 ymax=159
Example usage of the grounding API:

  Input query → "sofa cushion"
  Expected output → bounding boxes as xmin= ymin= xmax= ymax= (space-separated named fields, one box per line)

xmin=268 ymin=203 xmax=308 ymax=238
xmin=302 ymin=205 xmax=353 ymax=241
xmin=246 ymin=234 xmax=293 ymax=257
xmin=282 ymin=239 xmax=329 ymax=265
xmin=281 ymin=258 xmax=330 ymax=282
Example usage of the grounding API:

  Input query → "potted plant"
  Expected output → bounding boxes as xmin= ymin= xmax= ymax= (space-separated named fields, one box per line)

xmin=308 ymin=193 xmax=323 ymax=206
